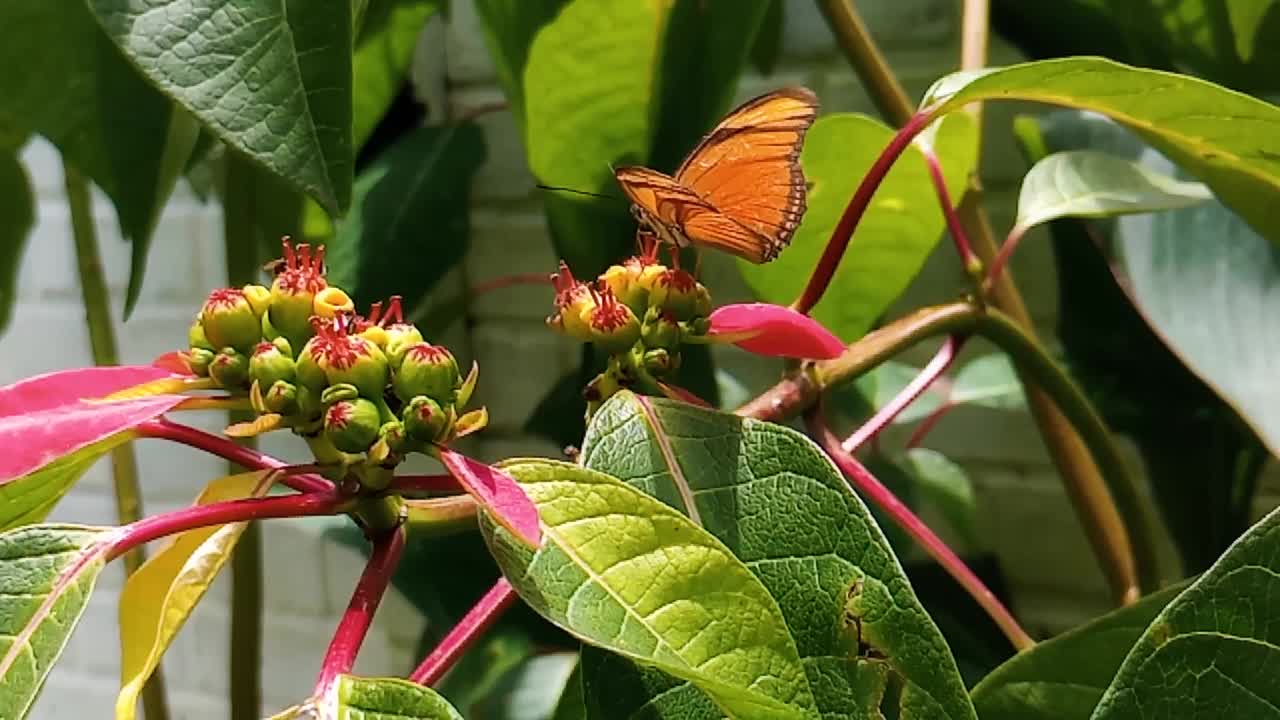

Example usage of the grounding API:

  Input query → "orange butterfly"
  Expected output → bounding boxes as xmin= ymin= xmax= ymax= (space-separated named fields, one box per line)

xmin=614 ymin=87 xmax=818 ymax=264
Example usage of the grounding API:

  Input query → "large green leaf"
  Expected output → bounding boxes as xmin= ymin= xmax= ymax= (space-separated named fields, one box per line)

xmin=0 ymin=0 xmax=196 ymax=314
xmin=481 ymin=458 xmax=818 ymax=720
xmin=971 ymin=583 xmax=1184 ymax=720
xmin=89 ymin=0 xmax=354 ymax=216
xmin=577 ymin=393 xmax=976 ymax=719
xmin=473 ymin=0 xmax=570 ymax=133
xmin=0 ymin=151 xmax=33 ymax=334
xmin=922 ymin=57 xmax=1280 ymax=245
xmin=353 ymin=0 xmax=439 ymax=150
xmin=0 ymin=524 xmax=111 ymax=719
xmin=738 ymin=113 xmax=977 ymax=342
xmin=274 ymin=675 xmax=465 ymax=719
xmin=326 ymin=123 xmax=485 ymax=312
xmin=1093 ymin=504 xmax=1280 ymax=717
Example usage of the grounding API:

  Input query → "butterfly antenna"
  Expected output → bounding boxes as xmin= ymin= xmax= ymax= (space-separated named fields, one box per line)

xmin=535 ymin=184 xmax=625 ymax=203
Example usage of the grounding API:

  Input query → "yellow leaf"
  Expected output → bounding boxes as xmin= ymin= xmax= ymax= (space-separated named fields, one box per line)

xmin=115 ymin=470 xmax=272 ymax=719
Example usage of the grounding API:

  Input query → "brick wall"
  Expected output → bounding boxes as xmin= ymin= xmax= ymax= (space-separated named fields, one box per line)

xmin=9 ymin=2 xmax=1276 ymax=717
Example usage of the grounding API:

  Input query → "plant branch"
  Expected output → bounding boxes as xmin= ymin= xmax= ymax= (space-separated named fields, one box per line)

xmin=814 ymin=0 xmax=914 ymax=127
xmin=842 ymin=335 xmax=967 ymax=452
xmin=409 ymin=578 xmax=520 ymax=686
xmin=64 ymin=159 xmax=170 ymax=720
xmin=809 ymin=412 xmax=1033 ymax=650
xmin=387 ymin=473 xmax=463 ymax=494
xmin=316 ymin=525 xmax=407 ymax=695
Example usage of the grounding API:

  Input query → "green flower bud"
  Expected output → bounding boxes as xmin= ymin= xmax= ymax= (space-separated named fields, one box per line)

xmin=188 ymin=318 xmax=214 ymax=351
xmin=268 ymin=240 xmax=330 ymax=347
xmin=547 ymin=261 xmax=596 ymax=340
xmin=324 ymin=398 xmax=381 ymax=454
xmin=243 ymin=284 xmax=272 ymax=317
xmin=402 ymin=395 xmax=450 ymax=443
xmin=296 ymin=317 xmax=390 ymax=398
xmin=394 ymin=343 xmax=460 ymax=405
xmin=208 ymin=348 xmax=250 ymax=388
xmin=601 ymin=257 xmax=652 ymax=318
xmin=648 ymin=268 xmax=711 ymax=321
xmin=263 ymin=380 xmax=299 ymax=414
xmin=187 ymin=348 xmax=215 ymax=377
xmin=200 ymin=288 xmax=262 ymax=350
xmin=585 ymin=288 xmax=641 ymax=354
xmin=641 ymin=309 xmax=682 ymax=350
xmin=383 ymin=324 xmax=425 ymax=369
xmin=249 ymin=341 xmax=296 ymax=389
xmin=642 ymin=347 xmax=678 ymax=376
xmin=378 ymin=420 xmax=407 ymax=454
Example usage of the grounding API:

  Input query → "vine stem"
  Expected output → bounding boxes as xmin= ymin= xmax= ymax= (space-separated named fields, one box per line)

xmin=842 ymin=335 xmax=967 ymax=452
xmin=815 ymin=0 xmax=913 ymax=127
xmin=63 ymin=159 xmax=171 ymax=720
xmin=315 ymin=525 xmax=407 ymax=695
xmin=409 ymin=578 xmax=520 ymax=686
xmin=809 ymin=414 xmax=1034 ymax=650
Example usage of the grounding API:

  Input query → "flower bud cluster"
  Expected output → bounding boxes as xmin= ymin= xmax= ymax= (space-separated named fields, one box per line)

xmin=546 ymin=257 xmax=712 ymax=407
xmin=184 ymin=240 xmax=483 ymax=470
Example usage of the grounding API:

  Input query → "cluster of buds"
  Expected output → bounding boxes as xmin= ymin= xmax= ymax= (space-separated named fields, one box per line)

xmin=547 ymin=255 xmax=713 ymax=408
xmin=183 ymin=240 xmax=484 ymax=481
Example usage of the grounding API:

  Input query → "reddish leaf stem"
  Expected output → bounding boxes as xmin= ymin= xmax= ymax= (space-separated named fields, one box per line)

xmin=386 ymin=473 xmax=463 ymax=494
xmin=793 ymin=111 xmax=935 ymax=315
xmin=472 ymin=272 xmax=554 ymax=297
xmin=983 ymin=223 xmax=1029 ymax=293
xmin=842 ymin=336 xmax=967 ymax=453
xmin=136 ymin=417 xmax=332 ymax=494
xmin=409 ymin=578 xmax=520 ymax=686
xmin=923 ymin=149 xmax=981 ymax=273
xmin=315 ymin=525 xmax=407 ymax=695
xmin=809 ymin=413 xmax=1034 ymax=651
xmin=106 ymin=490 xmax=347 ymax=562
xmin=905 ymin=398 xmax=958 ymax=450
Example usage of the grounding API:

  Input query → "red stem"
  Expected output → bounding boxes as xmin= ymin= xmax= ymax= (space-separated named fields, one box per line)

xmin=472 ymin=272 xmax=553 ymax=298
xmin=842 ymin=336 xmax=966 ymax=453
xmin=923 ymin=149 xmax=980 ymax=271
xmin=137 ymin=417 xmax=332 ymax=494
xmin=386 ymin=473 xmax=463 ymax=494
xmin=409 ymin=578 xmax=520 ymax=686
xmin=106 ymin=490 xmax=347 ymax=562
xmin=905 ymin=399 xmax=957 ymax=450
xmin=793 ymin=111 xmax=934 ymax=315
xmin=315 ymin=525 xmax=407 ymax=695
xmin=984 ymin=223 xmax=1029 ymax=293
xmin=810 ymin=415 xmax=1033 ymax=650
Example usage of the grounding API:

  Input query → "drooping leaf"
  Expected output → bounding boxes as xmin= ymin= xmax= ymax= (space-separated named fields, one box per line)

xmin=326 ymin=123 xmax=485 ymax=311
xmin=1093 ymin=504 xmax=1280 ymax=717
xmin=353 ymin=0 xmax=440 ymax=150
xmin=738 ymin=112 xmax=977 ymax=341
xmin=0 ymin=0 xmax=194 ymax=314
xmin=1015 ymin=150 xmax=1213 ymax=233
xmin=473 ymin=0 xmax=570 ymax=132
xmin=481 ymin=458 xmax=819 ymax=720
xmin=0 ymin=150 xmax=34 ymax=334
xmin=89 ymin=0 xmax=355 ymax=216
xmin=116 ymin=471 xmax=270 ymax=719
xmin=0 ymin=524 xmax=112 ymax=719
xmin=921 ymin=57 xmax=1280 ymax=244
xmin=971 ymin=583 xmax=1184 ymax=720
xmin=577 ymin=392 xmax=976 ymax=720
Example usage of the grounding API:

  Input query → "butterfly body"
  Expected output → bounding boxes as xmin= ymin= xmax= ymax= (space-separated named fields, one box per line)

xmin=615 ymin=87 xmax=819 ymax=264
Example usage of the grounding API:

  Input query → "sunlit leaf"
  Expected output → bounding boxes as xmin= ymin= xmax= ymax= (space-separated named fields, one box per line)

xmin=438 ymin=449 xmax=540 ymax=548
xmin=274 ymin=675 xmax=465 ymax=719
xmin=353 ymin=0 xmax=440 ymax=149
xmin=482 ymin=458 xmax=818 ymax=720
xmin=473 ymin=0 xmax=569 ymax=133
xmin=116 ymin=471 xmax=270 ymax=719
xmin=0 ymin=524 xmax=113 ymax=719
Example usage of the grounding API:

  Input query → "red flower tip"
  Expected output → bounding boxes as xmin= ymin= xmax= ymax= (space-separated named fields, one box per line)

xmin=276 ymin=237 xmax=327 ymax=295
xmin=707 ymin=303 xmax=845 ymax=360
xmin=551 ymin=261 xmax=588 ymax=308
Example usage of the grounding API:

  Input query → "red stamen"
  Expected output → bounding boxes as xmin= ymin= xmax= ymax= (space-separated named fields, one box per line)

xmin=325 ymin=402 xmax=353 ymax=429
xmin=381 ymin=296 xmax=403 ymax=326
xmin=205 ymin=287 xmax=244 ymax=309
xmin=589 ymin=284 xmax=630 ymax=332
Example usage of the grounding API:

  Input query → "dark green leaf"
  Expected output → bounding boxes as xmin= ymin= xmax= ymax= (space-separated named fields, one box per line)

xmin=739 ymin=113 xmax=977 ymax=341
xmin=89 ymin=0 xmax=355 ymax=216
xmin=0 ymin=524 xmax=111 ymax=719
xmin=971 ymin=583 xmax=1184 ymax=720
xmin=578 ymin=393 xmax=976 ymax=719
xmin=326 ymin=122 xmax=485 ymax=311
xmin=354 ymin=0 xmax=440 ymax=150
xmin=1093 ymin=504 xmax=1280 ymax=717
xmin=747 ymin=0 xmax=784 ymax=76
xmin=0 ymin=152 xmax=33 ymax=334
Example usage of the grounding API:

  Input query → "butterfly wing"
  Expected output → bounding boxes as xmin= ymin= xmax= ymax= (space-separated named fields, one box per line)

xmin=614 ymin=166 xmax=774 ymax=263
xmin=675 ymin=87 xmax=818 ymax=261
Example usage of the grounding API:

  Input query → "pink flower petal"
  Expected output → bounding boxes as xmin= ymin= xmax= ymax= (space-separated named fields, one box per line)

xmin=437 ymin=448 xmax=541 ymax=547
xmin=708 ymin=303 xmax=846 ymax=360
xmin=0 ymin=366 xmax=188 ymax=482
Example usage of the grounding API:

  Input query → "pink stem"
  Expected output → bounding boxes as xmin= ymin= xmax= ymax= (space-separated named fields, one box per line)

xmin=842 ymin=336 xmax=966 ymax=453
xmin=923 ymin=149 xmax=979 ymax=270
xmin=793 ymin=111 xmax=934 ymax=315
xmin=905 ymin=399 xmax=957 ymax=449
xmin=386 ymin=473 xmax=463 ymax=494
xmin=811 ymin=416 xmax=1033 ymax=650
xmin=472 ymin=272 xmax=553 ymax=297
xmin=984 ymin=224 xmax=1029 ymax=292
xmin=409 ymin=578 xmax=519 ymax=686
xmin=137 ymin=417 xmax=333 ymax=494
xmin=106 ymin=490 xmax=347 ymax=562
xmin=315 ymin=525 xmax=407 ymax=694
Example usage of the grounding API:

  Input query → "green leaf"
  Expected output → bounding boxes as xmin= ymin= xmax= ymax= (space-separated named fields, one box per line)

xmin=336 ymin=676 xmax=465 ymax=719
xmin=1015 ymin=150 xmax=1213 ymax=232
xmin=922 ymin=57 xmax=1280 ymax=244
xmin=747 ymin=0 xmax=784 ymax=76
xmin=473 ymin=0 xmax=570 ymax=132
xmin=116 ymin=471 xmax=269 ymax=719
xmin=353 ymin=0 xmax=440 ymax=150
xmin=89 ymin=0 xmax=355 ymax=216
xmin=326 ymin=122 xmax=485 ymax=311
xmin=1093 ymin=504 xmax=1280 ymax=718
xmin=1 ymin=432 xmax=137 ymax=532
xmin=739 ymin=112 xmax=977 ymax=341
xmin=0 ymin=524 xmax=112 ymax=719
xmin=0 ymin=151 xmax=33 ymax=334
xmin=0 ymin=0 xmax=191 ymax=314
xmin=949 ymin=354 xmax=1026 ymax=412
xmin=481 ymin=457 xmax=818 ymax=720
xmin=971 ymin=583 xmax=1184 ymax=720
xmin=849 ymin=354 xmax=1025 ymax=427
xmin=578 ymin=393 xmax=976 ymax=720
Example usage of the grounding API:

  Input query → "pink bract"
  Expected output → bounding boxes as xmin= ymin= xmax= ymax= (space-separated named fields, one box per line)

xmin=437 ymin=448 xmax=541 ymax=547
xmin=708 ymin=303 xmax=845 ymax=360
